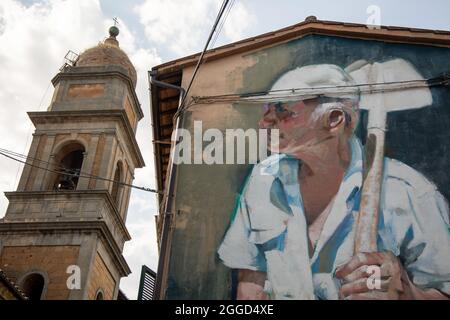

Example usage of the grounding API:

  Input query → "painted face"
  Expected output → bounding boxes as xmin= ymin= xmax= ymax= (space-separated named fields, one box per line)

xmin=259 ymin=98 xmax=327 ymax=156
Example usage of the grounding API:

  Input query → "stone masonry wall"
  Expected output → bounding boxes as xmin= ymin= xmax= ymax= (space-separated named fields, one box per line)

xmin=0 ymin=245 xmax=79 ymax=300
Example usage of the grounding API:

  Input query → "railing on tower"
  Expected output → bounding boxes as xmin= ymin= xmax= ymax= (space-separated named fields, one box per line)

xmin=59 ymin=50 xmax=80 ymax=72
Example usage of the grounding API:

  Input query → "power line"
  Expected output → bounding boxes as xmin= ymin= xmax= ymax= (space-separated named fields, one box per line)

xmin=174 ymin=0 xmax=231 ymax=121
xmin=210 ymin=0 xmax=235 ymax=49
xmin=1 ymin=149 xmax=160 ymax=194
xmin=0 ymin=148 xmax=160 ymax=194
xmin=13 ymin=81 xmax=53 ymax=189
xmin=0 ymin=147 xmax=66 ymax=171
xmin=185 ymin=74 xmax=450 ymax=106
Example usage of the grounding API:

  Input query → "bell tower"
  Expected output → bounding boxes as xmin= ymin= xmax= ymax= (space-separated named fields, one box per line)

xmin=0 ymin=25 xmax=144 ymax=300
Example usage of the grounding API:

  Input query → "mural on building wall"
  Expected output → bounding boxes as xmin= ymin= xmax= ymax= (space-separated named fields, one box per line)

xmin=165 ymin=35 xmax=450 ymax=300
xmin=217 ymin=58 xmax=450 ymax=300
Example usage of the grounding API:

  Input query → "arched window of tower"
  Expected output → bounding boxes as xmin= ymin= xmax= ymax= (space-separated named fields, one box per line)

xmin=95 ymin=289 xmax=104 ymax=300
xmin=52 ymin=142 xmax=85 ymax=191
xmin=20 ymin=273 xmax=45 ymax=300
xmin=111 ymin=161 xmax=123 ymax=207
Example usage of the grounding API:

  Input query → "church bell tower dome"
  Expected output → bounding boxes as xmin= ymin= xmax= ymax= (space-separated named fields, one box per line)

xmin=76 ymin=26 xmax=137 ymax=88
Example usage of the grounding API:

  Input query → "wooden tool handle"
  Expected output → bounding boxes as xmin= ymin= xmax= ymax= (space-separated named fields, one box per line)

xmin=354 ymin=125 xmax=386 ymax=253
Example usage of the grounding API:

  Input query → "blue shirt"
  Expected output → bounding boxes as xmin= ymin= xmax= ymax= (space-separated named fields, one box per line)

xmin=217 ymin=136 xmax=450 ymax=299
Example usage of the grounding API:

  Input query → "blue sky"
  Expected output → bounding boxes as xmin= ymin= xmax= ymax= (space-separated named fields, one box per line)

xmin=0 ymin=0 xmax=449 ymax=300
xmin=98 ymin=0 xmax=450 ymax=60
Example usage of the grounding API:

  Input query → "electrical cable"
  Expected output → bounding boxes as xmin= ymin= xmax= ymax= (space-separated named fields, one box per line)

xmin=0 ymin=149 xmax=161 ymax=194
xmin=6 ymin=76 xmax=443 ymax=194
xmin=181 ymin=74 xmax=450 ymax=107
xmin=174 ymin=0 xmax=230 ymax=121
xmin=210 ymin=0 xmax=235 ymax=49
xmin=13 ymin=81 xmax=53 ymax=189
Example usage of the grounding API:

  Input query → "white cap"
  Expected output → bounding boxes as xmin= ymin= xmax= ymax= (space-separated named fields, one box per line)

xmin=245 ymin=64 xmax=360 ymax=103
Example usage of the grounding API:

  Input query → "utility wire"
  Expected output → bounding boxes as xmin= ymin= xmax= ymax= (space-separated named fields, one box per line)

xmin=0 ymin=147 xmax=158 ymax=193
xmin=0 ymin=148 xmax=161 ymax=194
xmin=210 ymin=0 xmax=235 ymax=49
xmin=183 ymin=74 xmax=450 ymax=106
xmin=1 ymin=149 xmax=160 ymax=194
xmin=7 ymin=76 xmax=442 ymax=193
xmin=174 ymin=0 xmax=230 ymax=121
xmin=13 ymin=81 xmax=53 ymax=189
xmin=0 ymin=147 xmax=66 ymax=170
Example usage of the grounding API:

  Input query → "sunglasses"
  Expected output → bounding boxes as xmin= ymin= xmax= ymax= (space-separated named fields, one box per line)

xmin=263 ymin=101 xmax=305 ymax=119
xmin=263 ymin=96 xmax=352 ymax=119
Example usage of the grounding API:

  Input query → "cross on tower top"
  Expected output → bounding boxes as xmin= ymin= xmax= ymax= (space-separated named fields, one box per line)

xmin=109 ymin=18 xmax=120 ymax=38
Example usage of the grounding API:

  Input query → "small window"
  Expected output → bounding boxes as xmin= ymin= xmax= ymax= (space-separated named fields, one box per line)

xmin=21 ymin=273 xmax=45 ymax=300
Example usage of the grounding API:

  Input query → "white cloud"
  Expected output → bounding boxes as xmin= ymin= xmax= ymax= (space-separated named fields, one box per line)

xmin=120 ymin=41 xmax=162 ymax=301
xmin=0 ymin=0 xmax=106 ymax=215
xmin=134 ymin=0 xmax=255 ymax=56
xmin=223 ymin=1 xmax=255 ymax=42
xmin=120 ymin=191 xmax=159 ymax=300
xmin=0 ymin=0 xmax=161 ymax=299
xmin=130 ymin=47 xmax=161 ymax=195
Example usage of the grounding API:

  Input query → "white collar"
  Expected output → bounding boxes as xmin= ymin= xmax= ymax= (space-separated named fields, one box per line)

xmin=267 ymin=135 xmax=364 ymax=262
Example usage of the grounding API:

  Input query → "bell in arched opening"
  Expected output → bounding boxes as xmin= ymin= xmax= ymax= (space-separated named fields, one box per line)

xmin=53 ymin=146 xmax=85 ymax=191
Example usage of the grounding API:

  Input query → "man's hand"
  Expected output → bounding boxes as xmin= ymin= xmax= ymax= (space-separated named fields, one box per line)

xmin=237 ymin=269 xmax=269 ymax=300
xmin=335 ymin=251 xmax=408 ymax=300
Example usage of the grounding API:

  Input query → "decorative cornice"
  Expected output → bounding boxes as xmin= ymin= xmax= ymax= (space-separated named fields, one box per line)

xmin=0 ymin=220 xmax=131 ymax=276
xmin=27 ymin=110 xmax=145 ymax=168
xmin=4 ymin=190 xmax=131 ymax=242
xmin=51 ymin=66 xmax=144 ymax=121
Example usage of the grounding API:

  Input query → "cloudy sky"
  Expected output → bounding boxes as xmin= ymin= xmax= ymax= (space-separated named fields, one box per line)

xmin=0 ymin=0 xmax=449 ymax=299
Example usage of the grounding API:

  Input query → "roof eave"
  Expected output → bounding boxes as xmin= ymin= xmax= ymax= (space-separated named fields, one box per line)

xmin=152 ymin=18 xmax=450 ymax=74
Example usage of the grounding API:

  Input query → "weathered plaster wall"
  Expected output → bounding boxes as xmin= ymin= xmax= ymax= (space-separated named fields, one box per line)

xmin=164 ymin=34 xmax=450 ymax=299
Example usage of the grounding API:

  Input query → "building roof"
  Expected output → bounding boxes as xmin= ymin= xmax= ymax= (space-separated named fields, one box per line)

xmin=117 ymin=289 xmax=129 ymax=300
xmin=153 ymin=16 xmax=450 ymax=74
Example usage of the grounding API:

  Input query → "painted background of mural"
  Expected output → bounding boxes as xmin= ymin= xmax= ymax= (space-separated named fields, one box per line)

xmin=164 ymin=34 xmax=450 ymax=299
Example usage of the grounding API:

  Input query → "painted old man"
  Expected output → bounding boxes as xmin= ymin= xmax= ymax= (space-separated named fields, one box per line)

xmin=217 ymin=63 xmax=450 ymax=300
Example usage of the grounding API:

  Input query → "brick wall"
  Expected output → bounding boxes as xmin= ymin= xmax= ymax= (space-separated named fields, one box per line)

xmin=87 ymin=252 xmax=116 ymax=300
xmin=89 ymin=134 xmax=106 ymax=189
xmin=0 ymin=245 xmax=80 ymax=300
xmin=67 ymin=84 xmax=105 ymax=99
xmin=25 ymin=135 xmax=47 ymax=191
xmin=124 ymin=95 xmax=136 ymax=129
